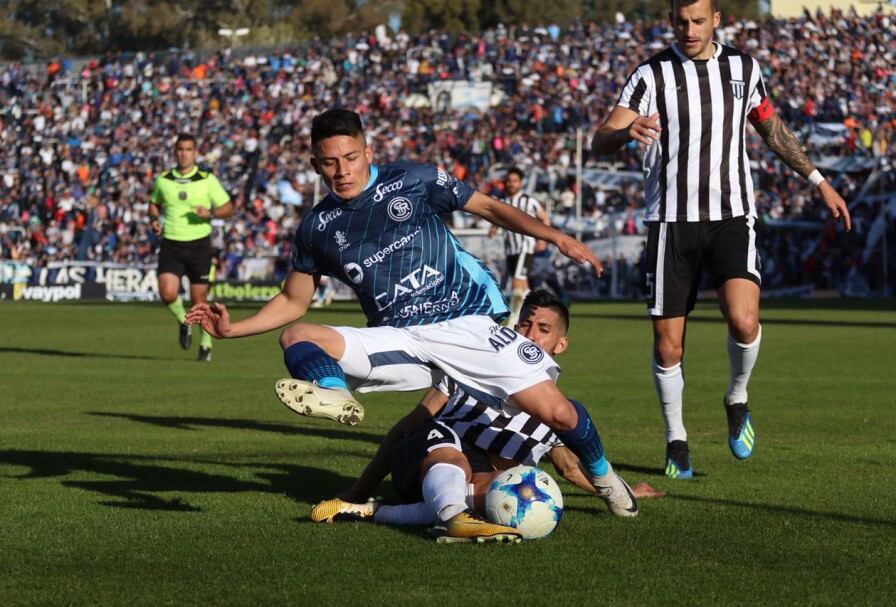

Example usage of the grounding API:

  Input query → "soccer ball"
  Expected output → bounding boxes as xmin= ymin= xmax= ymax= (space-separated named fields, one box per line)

xmin=485 ymin=465 xmax=563 ymax=540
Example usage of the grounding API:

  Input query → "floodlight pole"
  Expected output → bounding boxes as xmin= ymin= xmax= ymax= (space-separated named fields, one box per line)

xmin=575 ymin=127 xmax=583 ymax=242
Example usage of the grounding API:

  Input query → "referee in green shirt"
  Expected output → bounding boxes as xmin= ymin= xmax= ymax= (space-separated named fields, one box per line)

xmin=149 ymin=133 xmax=233 ymax=362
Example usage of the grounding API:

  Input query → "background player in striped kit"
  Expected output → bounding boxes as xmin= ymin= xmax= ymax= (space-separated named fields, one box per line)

xmin=591 ymin=0 xmax=851 ymax=478
xmin=489 ymin=167 xmax=550 ymax=327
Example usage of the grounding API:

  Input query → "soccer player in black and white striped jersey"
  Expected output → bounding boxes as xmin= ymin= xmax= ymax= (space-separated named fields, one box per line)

xmin=489 ymin=167 xmax=550 ymax=327
xmin=592 ymin=0 xmax=851 ymax=479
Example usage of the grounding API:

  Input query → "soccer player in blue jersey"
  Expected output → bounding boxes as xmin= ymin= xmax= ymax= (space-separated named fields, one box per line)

xmin=187 ymin=109 xmax=639 ymax=525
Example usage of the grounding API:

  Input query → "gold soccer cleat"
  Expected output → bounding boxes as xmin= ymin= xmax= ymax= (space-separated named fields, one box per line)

xmin=435 ymin=510 xmax=522 ymax=544
xmin=310 ymin=498 xmax=378 ymax=523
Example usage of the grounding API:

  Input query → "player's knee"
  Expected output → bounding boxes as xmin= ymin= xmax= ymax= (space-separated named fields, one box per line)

xmin=279 ymin=325 xmax=307 ymax=350
xmin=421 ymin=447 xmax=469 ymax=477
xmin=728 ymin=311 xmax=759 ymax=343
xmin=547 ymin=400 xmax=578 ymax=432
xmin=654 ymin=341 xmax=683 ymax=367
xmin=158 ymin=289 xmax=177 ymax=305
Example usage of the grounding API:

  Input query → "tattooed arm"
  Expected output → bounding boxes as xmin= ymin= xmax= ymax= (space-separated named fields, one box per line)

xmin=752 ymin=113 xmax=852 ymax=231
xmin=752 ymin=113 xmax=815 ymax=178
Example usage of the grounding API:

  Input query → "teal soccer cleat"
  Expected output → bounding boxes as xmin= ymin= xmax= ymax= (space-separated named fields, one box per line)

xmin=665 ymin=440 xmax=693 ymax=479
xmin=726 ymin=403 xmax=755 ymax=460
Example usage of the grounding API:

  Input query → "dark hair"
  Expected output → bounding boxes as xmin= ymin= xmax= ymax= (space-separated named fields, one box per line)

xmin=670 ymin=0 xmax=718 ymax=11
xmin=521 ymin=289 xmax=570 ymax=333
xmin=311 ymin=109 xmax=365 ymax=146
xmin=175 ymin=132 xmax=196 ymax=145
xmin=506 ymin=167 xmax=524 ymax=180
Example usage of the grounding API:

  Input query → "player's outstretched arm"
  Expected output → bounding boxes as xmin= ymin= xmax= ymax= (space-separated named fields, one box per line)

xmin=752 ymin=113 xmax=851 ymax=231
xmin=185 ymin=270 xmax=317 ymax=338
xmin=337 ymin=389 xmax=448 ymax=503
xmin=465 ymin=191 xmax=604 ymax=277
xmin=546 ymin=446 xmax=596 ymax=494
xmin=592 ymin=106 xmax=661 ymax=155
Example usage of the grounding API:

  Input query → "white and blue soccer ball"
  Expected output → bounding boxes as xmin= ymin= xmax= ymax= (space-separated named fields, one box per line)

xmin=485 ymin=465 xmax=563 ymax=540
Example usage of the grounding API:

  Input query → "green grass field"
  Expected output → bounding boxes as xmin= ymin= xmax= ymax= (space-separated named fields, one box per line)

xmin=1 ymin=299 xmax=894 ymax=605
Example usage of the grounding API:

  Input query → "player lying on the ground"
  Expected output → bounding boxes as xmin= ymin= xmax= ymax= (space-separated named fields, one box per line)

xmin=187 ymin=109 xmax=638 ymax=518
xmin=310 ymin=417 xmax=665 ymax=543
xmin=309 ymin=292 xmax=663 ymax=543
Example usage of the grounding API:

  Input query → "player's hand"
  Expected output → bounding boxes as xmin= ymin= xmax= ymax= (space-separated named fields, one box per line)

xmin=185 ymin=302 xmax=231 ymax=338
xmin=629 ymin=112 xmax=661 ymax=146
xmin=150 ymin=219 xmax=162 ymax=235
xmin=555 ymin=233 xmax=604 ymax=277
xmin=631 ymin=482 xmax=667 ymax=499
xmin=817 ymin=181 xmax=851 ymax=232
xmin=194 ymin=206 xmax=211 ymax=220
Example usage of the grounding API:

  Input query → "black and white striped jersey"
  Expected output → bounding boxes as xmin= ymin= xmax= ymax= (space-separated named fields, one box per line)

xmin=500 ymin=192 xmax=544 ymax=255
xmin=617 ymin=42 xmax=772 ymax=223
xmin=435 ymin=383 xmax=561 ymax=467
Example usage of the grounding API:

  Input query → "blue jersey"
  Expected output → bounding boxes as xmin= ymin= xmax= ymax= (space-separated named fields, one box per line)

xmin=292 ymin=161 xmax=509 ymax=328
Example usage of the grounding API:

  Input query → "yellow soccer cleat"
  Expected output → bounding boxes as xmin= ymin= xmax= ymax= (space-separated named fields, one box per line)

xmin=310 ymin=498 xmax=378 ymax=524
xmin=275 ymin=379 xmax=365 ymax=426
xmin=435 ymin=510 xmax=522 ymax=544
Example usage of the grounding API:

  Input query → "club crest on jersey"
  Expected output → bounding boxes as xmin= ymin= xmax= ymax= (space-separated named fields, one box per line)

xmin=343 ymin=262 xmax=364 ymax=284
xmin=730 ymin=79 xmax=745 ymax=100
xmin=334 ymin=230 xmax=349 ymax=251
xmin=518 ymin=342 xmax=545 ymax=364
xmin=387 ymin=197 xmax=413 ymax=222
xmin=317 ymin=208 xmax=343 ymax=232
xmin=178 ymin=191 xmax=187 ymax=200
xmin=373 ymin=179 xmax=403 ymax=202
xmin=488 ymin=325 xmax=519 ymax=352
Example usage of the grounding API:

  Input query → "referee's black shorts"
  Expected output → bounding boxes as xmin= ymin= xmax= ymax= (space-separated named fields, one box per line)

xmin=391 ymin=419 xmax=492 ymax=504
xmin=644 ymin=216 xmax=761 ymax=317
xmin=158 ymin=236 xmax=213 ymax=285
xmin=506 ymin=252 xmax=533 ymax=281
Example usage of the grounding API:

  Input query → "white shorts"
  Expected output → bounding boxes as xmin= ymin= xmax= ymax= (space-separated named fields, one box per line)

xmin=331 ymin=315 xmax=559 ymax=408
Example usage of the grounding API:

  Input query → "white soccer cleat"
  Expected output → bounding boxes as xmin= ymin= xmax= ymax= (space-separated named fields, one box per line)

xmin=587 ymin=462 xmax=639 ymax=517
xmin=275 ymin=379 xmax=365 ymax=426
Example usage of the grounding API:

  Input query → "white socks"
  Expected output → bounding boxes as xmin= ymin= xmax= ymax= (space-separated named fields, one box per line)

xmin=374 ymin=502 xmax=437 ymax=526
xmin=653 ymin=358 xmax=686 ymax=444
xmin=373 ymin=482 xmax=475 ymax=526
xmin=726 ymin=325 xmax=762 ymax=406
xmin=507 ymin=288 xmax=527 ymax=328
xmin=421 ymin=463 xmax=468 ymax=522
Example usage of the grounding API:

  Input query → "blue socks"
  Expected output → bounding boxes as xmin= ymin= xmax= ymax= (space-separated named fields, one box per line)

xmin=557 ymin=399 xmax=609 ymax=477
xmin=283 ymin=341 xmax=349 ymax=391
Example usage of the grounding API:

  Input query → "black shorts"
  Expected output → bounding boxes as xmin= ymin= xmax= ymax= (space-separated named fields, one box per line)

xmin=158 ymin=237 xmax=213 ymax=284
xmin=391 ymin=420 xmax=492 ymax=504
xmin=644 ymin=217 xmax=761 ymax=317
xmin=506 ymin=252 xmax=533 ymax=281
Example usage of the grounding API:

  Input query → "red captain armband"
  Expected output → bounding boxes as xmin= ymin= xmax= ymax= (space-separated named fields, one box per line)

xmin=748 ymin=97 xmax=775 ymax=123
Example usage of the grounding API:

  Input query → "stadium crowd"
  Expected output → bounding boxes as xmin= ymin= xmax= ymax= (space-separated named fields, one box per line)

xmin=0 ymin=8 xmax=893 ymax=293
